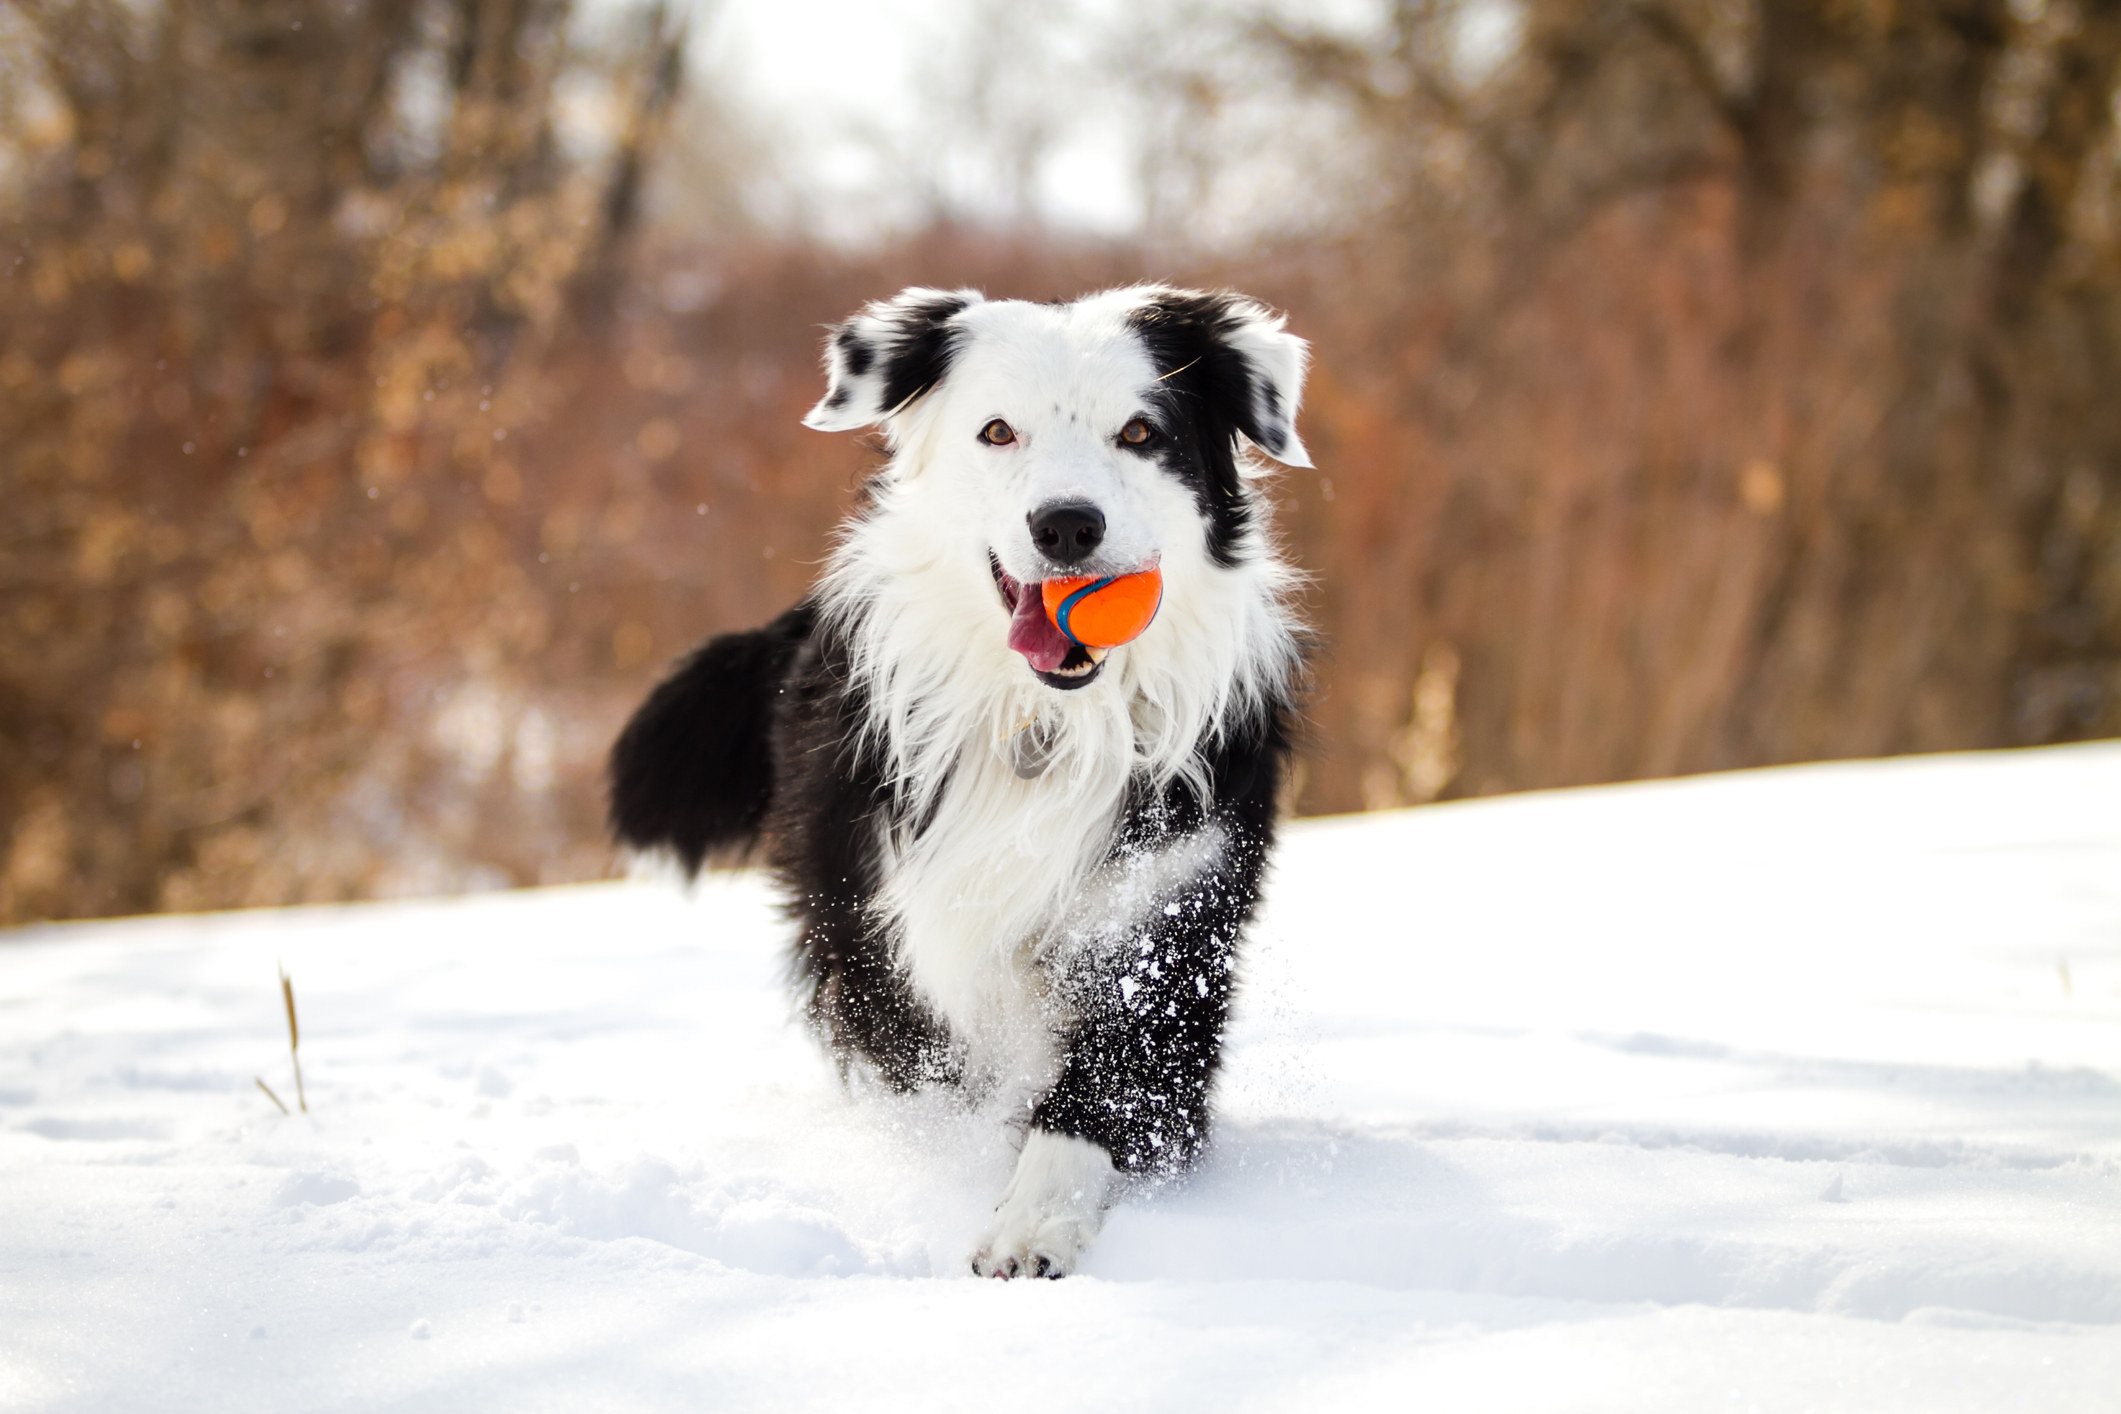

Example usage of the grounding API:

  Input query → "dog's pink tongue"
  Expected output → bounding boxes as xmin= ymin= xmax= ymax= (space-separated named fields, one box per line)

xmin=1008 ymin=582 xmax=1073 ymax=672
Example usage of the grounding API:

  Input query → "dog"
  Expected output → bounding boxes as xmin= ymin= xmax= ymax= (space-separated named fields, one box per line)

xmin=608 ymin=284 xmax=1310 ymax=1277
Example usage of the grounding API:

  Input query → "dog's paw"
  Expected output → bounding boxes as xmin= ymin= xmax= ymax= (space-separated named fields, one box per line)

xmin=970 ymin=1129 xmax=1116 ymax=1280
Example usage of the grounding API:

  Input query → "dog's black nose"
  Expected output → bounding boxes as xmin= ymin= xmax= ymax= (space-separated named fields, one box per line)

xmin=1028 ymin=502 xmax=1105 ymax=566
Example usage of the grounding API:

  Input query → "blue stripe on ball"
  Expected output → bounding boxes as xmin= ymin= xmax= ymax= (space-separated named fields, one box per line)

xmin=1054 ymin=577 xmax=1118 ymax=645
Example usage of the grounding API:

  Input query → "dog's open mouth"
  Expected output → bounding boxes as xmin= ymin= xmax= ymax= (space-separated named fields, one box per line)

xmin=991 ymin=555 xmax=1108 ymax=690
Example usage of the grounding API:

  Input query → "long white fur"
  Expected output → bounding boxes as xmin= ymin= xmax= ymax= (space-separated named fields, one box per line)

xmin=810 ymin=287 xmax=1306 ymax=1085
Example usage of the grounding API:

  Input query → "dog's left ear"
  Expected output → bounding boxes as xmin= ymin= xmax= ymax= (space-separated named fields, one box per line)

xmin=1212 ymin=299 xmax=1313 ymax=472
xmin=803 ymin=287 xmax=985 ymax=433
xmin=1130 ymin=289 xmax=1313 ymax=473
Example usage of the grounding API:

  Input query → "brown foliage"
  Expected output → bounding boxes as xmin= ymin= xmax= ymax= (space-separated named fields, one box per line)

xmin=4 ymin=0 xmax=2120 ymax=925
xmin=0 ymin=0 xmax=687 ymax=919
xmin=1243 ymin=0 xmax=2121 ymax=809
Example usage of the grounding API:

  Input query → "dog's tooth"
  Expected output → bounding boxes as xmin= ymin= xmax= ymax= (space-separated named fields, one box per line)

xmin=1083 ymin=646 xmax=1109 ymax=664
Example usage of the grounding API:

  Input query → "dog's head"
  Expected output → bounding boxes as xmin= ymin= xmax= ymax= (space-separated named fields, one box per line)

xmin=804 ymin=285 xmax=1309 ymax=693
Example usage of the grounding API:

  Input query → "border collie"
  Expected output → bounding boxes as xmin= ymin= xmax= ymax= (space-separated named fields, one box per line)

xmin=609 ymin=285 xmax=1310 ymax=1277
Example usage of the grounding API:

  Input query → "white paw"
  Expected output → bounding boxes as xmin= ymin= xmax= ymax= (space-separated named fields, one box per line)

xmin=970 ymin=1129 xmax=1117 ymax=1280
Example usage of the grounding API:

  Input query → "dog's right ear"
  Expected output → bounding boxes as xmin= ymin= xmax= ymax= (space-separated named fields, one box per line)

xmin=803 ymin=287 xmax=985 ymax=433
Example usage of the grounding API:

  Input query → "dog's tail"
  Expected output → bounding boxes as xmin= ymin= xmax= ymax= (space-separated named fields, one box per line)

xmin=608 ymin=600 xmax=814 ymax=876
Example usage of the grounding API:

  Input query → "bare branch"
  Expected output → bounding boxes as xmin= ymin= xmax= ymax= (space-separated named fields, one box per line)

xmin=1627 ymin=1 xmax=1747 ymax=134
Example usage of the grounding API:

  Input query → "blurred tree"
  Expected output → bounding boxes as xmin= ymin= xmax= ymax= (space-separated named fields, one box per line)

xmin=6 ymin=0 xmax=2119 ymax=922
xmin=0 ymin=0 xmax=690 ymax=920
xmin=1211 ymin=0 xmax=2121 ymax=806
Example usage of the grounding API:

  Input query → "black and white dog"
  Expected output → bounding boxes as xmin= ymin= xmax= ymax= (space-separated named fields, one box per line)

xmin=609 ymin=285 xmax=1309 ymax=1277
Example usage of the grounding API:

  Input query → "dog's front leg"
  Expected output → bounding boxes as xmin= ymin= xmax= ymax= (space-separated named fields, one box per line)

xmin=970 ymin=1128 xmax=1118 ymax=1279
xmin=971 ymin=845 xmax=1251 ymax=1278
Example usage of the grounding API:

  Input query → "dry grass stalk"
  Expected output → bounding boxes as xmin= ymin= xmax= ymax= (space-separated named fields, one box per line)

xmin=279 ymin=964 xmax=306 ymax=1114
xmin=254 ymin=1077 xmax=291 ymax=1116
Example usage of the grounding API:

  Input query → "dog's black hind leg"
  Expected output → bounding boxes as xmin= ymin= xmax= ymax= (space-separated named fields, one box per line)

xmin=608 ymin=600 xmax=814 ymax=875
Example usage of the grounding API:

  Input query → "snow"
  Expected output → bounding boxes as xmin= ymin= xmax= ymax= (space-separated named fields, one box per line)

xmin=4 ymin=743 xmax=2119 ymax=1411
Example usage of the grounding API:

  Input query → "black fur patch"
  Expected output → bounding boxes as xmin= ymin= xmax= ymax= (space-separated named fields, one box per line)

xmin=607 ymin=602 xmax=814 ymax=875
xmin=836 ymin=328 xmax=874 ymax=377
xmin=876 ymin=292 xmax=971 ymax=416
xmin=1033 ymin=696 xmax=1293 ymax=1173
xmin=1127 ymin=292 xmax=1280 ymax=567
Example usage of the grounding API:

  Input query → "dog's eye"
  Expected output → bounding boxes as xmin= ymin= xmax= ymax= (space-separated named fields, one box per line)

xmin=980 ymin=419 xmax=1016 ymax=446
xmin=1119 ymin=419 xmax=1154 ymax=447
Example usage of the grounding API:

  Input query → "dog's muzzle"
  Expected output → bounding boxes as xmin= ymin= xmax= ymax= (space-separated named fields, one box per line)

xmin=991 ymin=556 xmax=1107 ymax=691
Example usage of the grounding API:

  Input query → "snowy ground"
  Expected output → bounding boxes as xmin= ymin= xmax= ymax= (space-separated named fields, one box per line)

xmin=3 ymin=744 xmax=2119 ymax=1411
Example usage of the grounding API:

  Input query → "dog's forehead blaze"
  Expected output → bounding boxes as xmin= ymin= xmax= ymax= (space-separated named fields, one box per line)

xmin=945 ymin=300 xmax=1163 ymax=425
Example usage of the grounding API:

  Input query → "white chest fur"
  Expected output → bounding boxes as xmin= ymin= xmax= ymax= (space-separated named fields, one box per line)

xmin=875 ymin=723 xmax=1236 ymax=1085
xmin=875 ymin=726 xmax=1129 ymax=1082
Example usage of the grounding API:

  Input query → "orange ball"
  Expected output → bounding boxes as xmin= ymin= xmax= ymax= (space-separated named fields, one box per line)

xmin=1042 ymin=566 xmax=1164 ymax=648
